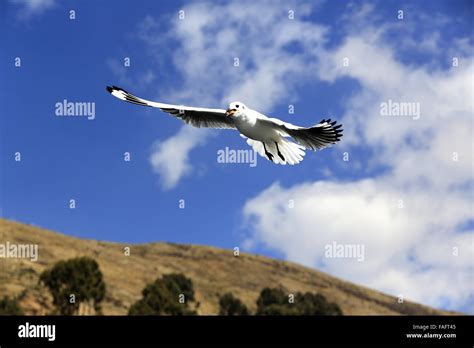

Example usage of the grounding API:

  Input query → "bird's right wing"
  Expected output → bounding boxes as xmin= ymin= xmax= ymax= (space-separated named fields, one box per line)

xmin=106 ymin=85 xmax=236 ymax=129
xmin=263 ymin=117 xmax=343 ymax=151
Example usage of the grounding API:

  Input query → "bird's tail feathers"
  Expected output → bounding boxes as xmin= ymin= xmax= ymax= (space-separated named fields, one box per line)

xmin=243 ymin=136 xmax=305 ymax=165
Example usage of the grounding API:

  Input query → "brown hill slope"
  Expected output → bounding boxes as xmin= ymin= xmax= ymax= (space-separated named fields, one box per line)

xmin=0 ymin=218 xmax=451 ymax=315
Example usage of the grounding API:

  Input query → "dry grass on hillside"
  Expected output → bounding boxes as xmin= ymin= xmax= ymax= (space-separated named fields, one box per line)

xmin=0 ymin=218 xmax=452 ymax=315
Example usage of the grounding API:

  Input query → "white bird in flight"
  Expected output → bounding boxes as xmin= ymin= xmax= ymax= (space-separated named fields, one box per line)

xmin=107 ymin=85 xmax=343 ymax=165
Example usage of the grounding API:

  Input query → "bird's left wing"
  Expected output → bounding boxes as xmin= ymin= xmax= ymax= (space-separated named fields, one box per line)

xmin=106 ymin=85 xmax=235 ymax=129
xmin=261 ymin=117 xmax=343 ymax=151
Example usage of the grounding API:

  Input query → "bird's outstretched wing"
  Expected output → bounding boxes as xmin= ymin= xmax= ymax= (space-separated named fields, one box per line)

xmin=263 ymin=117 xmax=343 ymax=151
xmin=106 ymin=86 xmax=236 ymax=129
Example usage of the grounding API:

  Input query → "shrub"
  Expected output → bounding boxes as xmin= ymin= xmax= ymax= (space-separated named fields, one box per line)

xmin=256 ymin=287 xmax=342 ymax=315
xmin=256 ymin=288 xmax=287 ymax=310
xmin=129 ymin=273 xmax=196 ymax=316
xmin=218 ymin=293 xmax=249 ymax=316
xmin=0 ymin=296 xmax=23 ymax=315
xmin=162 ymin=273 xmax=195 ymax=302
xmin=39 ymin=257 xmax=106 ymax=315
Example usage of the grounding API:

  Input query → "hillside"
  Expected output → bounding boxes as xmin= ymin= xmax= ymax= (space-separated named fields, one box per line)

xmin=0 ymin=218 xmax=451 ymax=315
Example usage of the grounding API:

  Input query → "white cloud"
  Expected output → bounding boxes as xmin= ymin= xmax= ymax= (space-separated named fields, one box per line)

xmin=149 ymin=126 xmax=210 ymax=190
xmin=243 ymin=179 xmax=473 ymax=310
xmin=142 ymin=1 xmax=327 ymax=188
xmin=9 ymin=0 xmax=55 ymax=19
xmin=243 ymin=16 xmax=474 ymax=311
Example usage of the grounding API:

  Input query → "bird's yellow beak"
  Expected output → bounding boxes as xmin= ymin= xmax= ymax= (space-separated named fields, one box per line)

xmin=225 ymin=109 xmax=236 ymax=117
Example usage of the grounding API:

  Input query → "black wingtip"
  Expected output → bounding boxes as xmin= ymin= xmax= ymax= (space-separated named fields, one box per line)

xmin=106 ymin=86 xmax=114 ymax=93
xmin=113 ymin=85 xmax=131 ymax=94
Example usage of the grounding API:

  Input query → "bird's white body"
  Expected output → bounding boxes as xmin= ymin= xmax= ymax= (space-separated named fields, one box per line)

xmin=106 ymin=86 xmax=343 ymax=165
xmin=233 ymin=110 xmax=278 ymax=142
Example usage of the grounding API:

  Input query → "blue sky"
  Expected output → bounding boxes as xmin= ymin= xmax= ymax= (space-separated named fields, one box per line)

xmin=1 ymin=0 xmax=473 ymax=313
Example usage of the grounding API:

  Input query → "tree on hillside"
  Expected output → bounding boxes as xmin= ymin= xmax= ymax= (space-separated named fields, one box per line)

xmin=39 ymin=257 xmax=106 ymax=315
xmin=0 ymin=296 xmax=23 ymax=315
xmin=218 ymin=293 xmax=249 ymax=316
xmin=162 ymin=273 xmax=195 ymax=302
xmin=256 ymin=288 xmax=287 ymax=309
xmin=128 ymin=273 xmax=196 ymax=316
xmin=296 ymin=292 xmax=343 ymax=315
xmin=256 ymin=288 xmax=299 ymax=315
xmin=256 ymin=287 xmax=342 ymax=315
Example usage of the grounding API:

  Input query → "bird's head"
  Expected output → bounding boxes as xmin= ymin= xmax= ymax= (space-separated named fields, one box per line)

xmin=225 ymin=101 xmax=246 ymax=117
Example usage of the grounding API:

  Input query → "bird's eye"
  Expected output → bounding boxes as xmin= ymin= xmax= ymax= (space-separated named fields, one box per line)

xmin=235 ymin=104 xmax=239 ymax=108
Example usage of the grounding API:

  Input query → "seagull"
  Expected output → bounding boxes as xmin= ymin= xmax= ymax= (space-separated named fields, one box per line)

xmin=106 ymin=85 xmax=343 ymax=165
